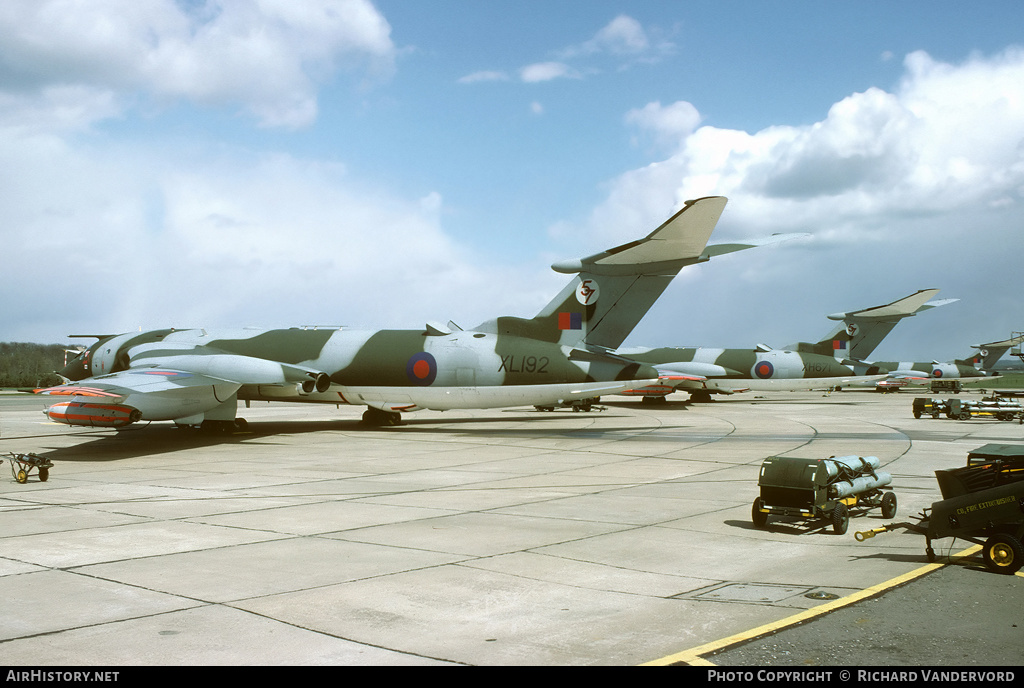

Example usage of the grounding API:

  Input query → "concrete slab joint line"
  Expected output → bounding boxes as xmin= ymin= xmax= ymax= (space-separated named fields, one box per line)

xmin=640 ymin=546 xmax=982 ymax=666
xmin=2 ymin=391 xmax=1022 ymax=665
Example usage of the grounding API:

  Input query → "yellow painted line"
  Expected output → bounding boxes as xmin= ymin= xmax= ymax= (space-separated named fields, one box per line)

xmin=641 ymin=545 xmax=983 ymax=666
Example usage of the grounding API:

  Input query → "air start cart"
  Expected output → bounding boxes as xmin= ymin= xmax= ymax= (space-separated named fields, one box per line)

xmin=752 ymin=455 xmax=896 ymax=535
xmin=855 ymin=443 xmax=1024 ymax=574
xmin=3 ymin=452 xmax=53 ymax=484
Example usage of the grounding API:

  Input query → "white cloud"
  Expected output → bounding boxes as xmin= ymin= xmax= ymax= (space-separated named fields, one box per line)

xmin=457 ymin=70 xmax=509 ymax=84
xmin=564 ymin=48 xmax=1024 ymax=358
xmin=519 ymin=62 xmax=577 ymax=83
xmin=0 ymin=136 xmax=506 ymax=340
xmin=461 ymin=15 xmax=672 ymax=87
xmin=581 ymin=15 xmax=650 ymax=55
xmin=590 ymin=48 xmax=1024 ymax=242
xmin=0 ymin=0 xmax=397 ymax=129
xmin=625 ymin=100 xmax=702 ymax=151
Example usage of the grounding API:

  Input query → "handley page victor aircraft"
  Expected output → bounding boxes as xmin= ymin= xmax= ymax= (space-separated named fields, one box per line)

xmin=848 ymin=332 xmax=1024 ymax=390
xmin=39 ymin=196 xmax=799 ymax=429
xmin=619 ymin=288 xmax=954 ymax=402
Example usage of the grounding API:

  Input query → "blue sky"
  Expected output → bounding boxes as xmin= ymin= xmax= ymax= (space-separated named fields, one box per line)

xmin=3 ymin=1 xmax=1024 ymax=364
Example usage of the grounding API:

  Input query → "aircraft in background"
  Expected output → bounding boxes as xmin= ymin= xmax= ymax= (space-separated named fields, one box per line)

xmin=852 ymin=333 xmax=1024 ymax=391
xmin=39 ymin=196 xmax=800 ymax=429
xmin=619 ymin=289 xmax=953 ymax=402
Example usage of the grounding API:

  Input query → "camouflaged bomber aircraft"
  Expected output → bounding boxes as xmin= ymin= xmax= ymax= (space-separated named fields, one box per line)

xmin=848 ymin=333 xmax=1023 ymax=390
xmin=618 ymin=289 xmax=954 ymax=402
xmin=39 ymin=196 xmax=797 ymax=429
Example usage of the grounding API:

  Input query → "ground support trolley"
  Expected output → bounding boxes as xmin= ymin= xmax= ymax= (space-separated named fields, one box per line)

xmin=855 ymin=443 xmax=1024 ymax=574
xmin=913 ymin=397 xmax=951 ymax=419
xmin=948 ymin=397 xmax=1024 ymax=422
xmin=3 ymin=452 xmax=53 ymax=484
xmin=912 ymin=397 xmax=1024 ymax=422
xmin=752 ymin=455 xmax=896 ymax=535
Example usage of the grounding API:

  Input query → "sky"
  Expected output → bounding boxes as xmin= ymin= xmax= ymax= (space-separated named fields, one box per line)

xmin=2 ymin=0 xmax=1024 ymax=364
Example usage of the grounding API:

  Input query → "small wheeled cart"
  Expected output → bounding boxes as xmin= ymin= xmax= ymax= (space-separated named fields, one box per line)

xmin=752 ymin=455 xmax=896 ymax=535
xmin=912 ymin=397 xmax=951 ymax=419
xmin=855 ymin=443 xmax=1024 ymax=574
xmin=3 ymin=452 xmax=53 ymax=484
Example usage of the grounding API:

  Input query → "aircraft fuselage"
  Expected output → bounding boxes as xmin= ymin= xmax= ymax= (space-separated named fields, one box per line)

xmin=630 ymin=346 xmax=860 ymax=381
xmin=58 ymin=327 xmax=656 ymax=421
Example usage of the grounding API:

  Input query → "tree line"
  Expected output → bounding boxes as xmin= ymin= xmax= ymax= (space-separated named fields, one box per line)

xmin=0 ymin=343 xmax=69 ymax=388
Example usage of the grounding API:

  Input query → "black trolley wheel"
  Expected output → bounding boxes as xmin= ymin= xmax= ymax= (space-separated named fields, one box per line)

xmin=982 ymin=533 xmax=1024 ymax=575
xmin=831 ymin=503 xmax=849 ymax=535
xmin=881 ymin=491 xmax=897 ymax=519
xmin=39 ymin=467 xmax=49 ymax=482
xmin=751 ymin=497 xmax=769 ymax=529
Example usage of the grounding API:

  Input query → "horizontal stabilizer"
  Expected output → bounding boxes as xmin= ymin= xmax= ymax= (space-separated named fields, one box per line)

xmin=702 ymin=232 xmax=809 ymax=259
xmin=487 ymin=196 xmax=804 ymax=352
xmin=973 ymin=333 xmax=1024 ymax=349
xmin=551 ymin=196 xmax=729 ymax=275
xmin=970 ymin=333 xmax=1024 ymax=369
xmin=803 ymin=289 xmax=956 ymax=361
xmin=825 ymin=289 xmax=953 ymax=321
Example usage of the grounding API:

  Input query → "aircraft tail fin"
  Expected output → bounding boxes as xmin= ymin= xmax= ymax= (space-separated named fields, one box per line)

xmin=964 ymin=333 xmax=1024 ymax=370
xmin=476 ymin=197 xmax=802 ymax=350
xmin=794 ymin=289 xmax=956 ymax=360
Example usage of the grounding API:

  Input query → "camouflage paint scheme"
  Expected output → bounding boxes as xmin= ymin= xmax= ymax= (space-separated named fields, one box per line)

xmin=40 ymin=196 xmax=800 ymax=427
xmin=620 ymin=289 xmax=954 ymax=401
xmin=846 ymin=333 xmax=1024 ymax=389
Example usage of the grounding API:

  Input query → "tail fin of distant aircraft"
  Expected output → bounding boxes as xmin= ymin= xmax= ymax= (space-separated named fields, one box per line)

xmin=475 ymin=197 xmax=801 ymax=350
xmin=960 ymin=333 xmax=1024 ymax=370
xmin=794 ymin=289 xmax=957 ymax=361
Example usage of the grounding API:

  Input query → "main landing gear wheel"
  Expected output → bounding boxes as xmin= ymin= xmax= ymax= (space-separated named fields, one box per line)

xmin=199 ymin=419 xmax=245 ymax=433
xmin=361 ymin=408 xmax=403 ymax=427
xmin=982 ymin=533 xmax=1023 ymax=574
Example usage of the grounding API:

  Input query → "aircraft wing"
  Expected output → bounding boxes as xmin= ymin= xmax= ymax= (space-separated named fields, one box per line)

xmin=39 ymin=369 xmax=230 ymax=397
xmin=38 ymin=348 xmax=338 ymax=425
xmin=38 ymin=368 xmax=245 ymax=425
xmin=620 ymin=371 xmax=709 ymax=398
xmin=658 ymin=373 xmax=707 ymax=382
xmin=882 ymin=371 xmax=931 ymax=381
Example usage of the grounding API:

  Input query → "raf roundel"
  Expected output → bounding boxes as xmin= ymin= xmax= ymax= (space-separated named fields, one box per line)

xmin=406 ymin=352 xmax=437 ymax=386
xmin=754 ymin=360 xmax=774 ymax=379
